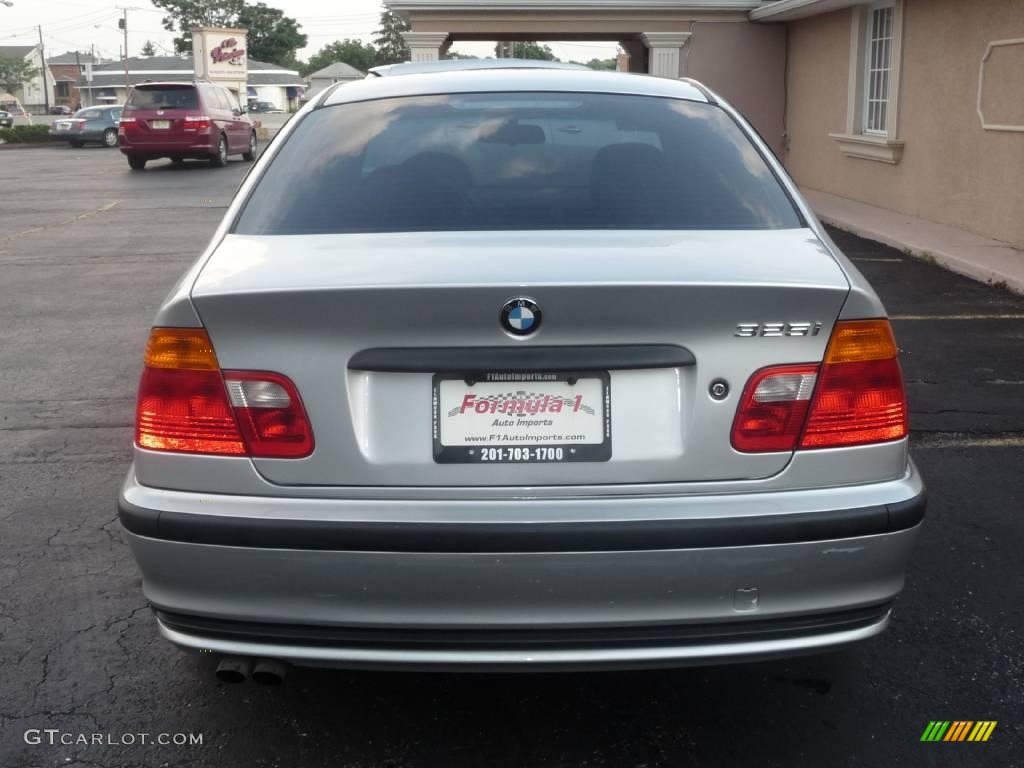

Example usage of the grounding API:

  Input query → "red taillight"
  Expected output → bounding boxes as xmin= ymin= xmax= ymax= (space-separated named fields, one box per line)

xmin=135 ymin=328 xmax=313 ymax=458
xmin=800 ymin=321 xmax=907 ymax=448
xmin=184 ymin=115 xmax=211 ymax=129
xmin=731 ymin=364 xmax=819 ymax=452
xmin=731 ymin=319 xmax=908 ymax=453
xmin=136 ymin=366 xmax=246 ymax=455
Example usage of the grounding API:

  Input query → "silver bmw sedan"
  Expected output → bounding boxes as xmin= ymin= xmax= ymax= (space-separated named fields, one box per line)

xmin=118 ymin=64 xmax=925 ymax=676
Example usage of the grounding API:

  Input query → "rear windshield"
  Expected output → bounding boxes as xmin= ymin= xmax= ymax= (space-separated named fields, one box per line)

xmin=125 ymin=85 xmax=198 ymax=111
xmin=235 ymin=92 xmax=801 ymax=234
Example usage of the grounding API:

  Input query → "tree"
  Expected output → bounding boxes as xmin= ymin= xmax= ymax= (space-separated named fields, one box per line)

xmin=151 ymin=0 xmax=307 ymax=66
xmin=151 ymin=0 xmax=245 ymax=54
xmin=0 ymin=57 xmax=39 ymax=97
xmin=582 ymin=57 xmax=616 ymax=71
xmin=302 ymin=39 xmax=377 ymax=77
xmin=493 ymin=41 xmax=558 ymax=61
xmin=373 ymin=9 xmax=409 ymax=66
xmin=237 ymin=2 xmax=307 ymax=67
xmin=140 ymin=40 xmax=157 ymax=57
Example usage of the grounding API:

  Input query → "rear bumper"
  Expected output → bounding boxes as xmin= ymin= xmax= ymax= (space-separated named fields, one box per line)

xmin=119 ymin=465 xmax=925 ymax=670
xmin=49 ymin=130 xmax=97 ymax=142
xmin=155 ymin=603 xmax=894 ymax=672
xmin=119 ymin=139 xmax=215 ymax=157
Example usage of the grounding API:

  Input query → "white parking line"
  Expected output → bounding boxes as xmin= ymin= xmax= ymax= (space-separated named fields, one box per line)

xmin=913 ymin=434 xmax=1024 ymax=448
xmin=890 ymin=314 xmax=1024 ymax=321
xmin=3 ymin=201 xmax=120 ymax=245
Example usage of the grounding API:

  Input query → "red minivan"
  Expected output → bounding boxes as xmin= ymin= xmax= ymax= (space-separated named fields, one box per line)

xmin=119 ymin=81 xmax=257 ymax=170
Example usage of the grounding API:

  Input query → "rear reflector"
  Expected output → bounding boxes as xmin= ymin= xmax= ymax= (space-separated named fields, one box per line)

xmin=135 ymin=328 xmax=313 ymax=458
xmin=732 ymin=319 xmax=908 ymax=453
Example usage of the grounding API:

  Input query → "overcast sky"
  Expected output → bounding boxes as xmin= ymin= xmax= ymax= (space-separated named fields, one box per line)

xmin=1 ymin=0 xmax=617 ymax=66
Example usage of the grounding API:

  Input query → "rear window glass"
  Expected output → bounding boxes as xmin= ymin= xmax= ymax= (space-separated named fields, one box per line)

xmin=75 ymin=109 xmax=102 ymax=119
xmin=126 ymin=85 xmax=198 ymax=111
xmin=235 ymin=92 xmax=801 ymax=234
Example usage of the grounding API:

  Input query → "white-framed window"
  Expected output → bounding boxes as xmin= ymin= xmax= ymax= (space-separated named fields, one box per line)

xmin=829 ymin=0 xmax=905 ymax=164
xmin=864 ymin=2 xmax=895 ymax=135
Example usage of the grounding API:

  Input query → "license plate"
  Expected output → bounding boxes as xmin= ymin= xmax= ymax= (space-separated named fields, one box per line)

xmin=57 ymin=123 xmax=68 ymax=131
xmin=432 ymin=372 xmax=611 ymax=463
xmin=151 ymin=120 xmax=171 ymax=129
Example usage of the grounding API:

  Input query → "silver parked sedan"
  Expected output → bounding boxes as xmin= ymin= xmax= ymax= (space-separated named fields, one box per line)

xmin=119 ymin=66 xmax=925 ymax=676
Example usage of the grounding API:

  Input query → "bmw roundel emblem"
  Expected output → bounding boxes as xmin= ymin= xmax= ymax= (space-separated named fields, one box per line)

xmin=501 ymin=298 xmax=542 ymax=336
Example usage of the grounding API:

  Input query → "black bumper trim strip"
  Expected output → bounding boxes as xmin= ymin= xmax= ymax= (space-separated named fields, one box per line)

xmin=155 ymin=602 xmax=893 ymax=651
xmin=347 ymin=344 xmax=695 ymax=373
xmin=118 ymin=490 xmax=925 ymax=553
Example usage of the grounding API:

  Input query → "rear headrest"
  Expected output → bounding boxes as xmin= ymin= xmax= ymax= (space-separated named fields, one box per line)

xmin=592 ymin=143 xmax=667 ymax=185
xmin=479 ymin=120 xmax=546 ymax=146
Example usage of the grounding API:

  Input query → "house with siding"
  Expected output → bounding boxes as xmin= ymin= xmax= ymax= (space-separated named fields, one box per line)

xmin=46 ymin=52 xmax=105 ymax=110
xmin=0 ymin=44 xmax=52 ymax=113
xmin=305 ymin=62 xmax=365 ymax=100
xmin=77 ymin=56 xmax=305 ymax=112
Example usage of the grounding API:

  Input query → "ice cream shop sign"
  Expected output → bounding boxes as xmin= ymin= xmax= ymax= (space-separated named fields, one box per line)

xmin=211 ymin=37 xmax=245 ymax=66
xmin=191 ymin=27 xmax=249 ymax=84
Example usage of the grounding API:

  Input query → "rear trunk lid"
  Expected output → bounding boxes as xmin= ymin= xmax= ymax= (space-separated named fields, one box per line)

xmin=123 ymin=83 xmax=202 ymax=145
xmin=191 ymin=229 xmax=849 ymax=487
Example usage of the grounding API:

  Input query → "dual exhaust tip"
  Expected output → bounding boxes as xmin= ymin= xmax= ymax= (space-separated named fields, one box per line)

xmin=215 ymin=656 xmax=288 ymax=685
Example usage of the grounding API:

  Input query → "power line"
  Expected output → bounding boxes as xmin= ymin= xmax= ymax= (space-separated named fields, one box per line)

xmin=1 ymin=7 xmax=115 ymax=38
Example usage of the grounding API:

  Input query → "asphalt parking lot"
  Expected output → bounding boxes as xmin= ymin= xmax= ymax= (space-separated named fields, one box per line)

xmin=1 ymin=145 xmax=1022 ymax=768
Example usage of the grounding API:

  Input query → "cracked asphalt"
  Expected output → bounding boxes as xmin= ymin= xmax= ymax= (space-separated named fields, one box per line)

xmin=1 ymin=147 xmax=1022 ymax=767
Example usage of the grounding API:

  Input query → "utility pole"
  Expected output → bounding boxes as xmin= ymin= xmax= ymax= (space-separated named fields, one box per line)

xmin=37 ymin=25 xmax=50 ymax=113
xmin=74 ymin=49 xmax=82 ymax=108
xmin=118 ymin=8 xmax=129 ymax=101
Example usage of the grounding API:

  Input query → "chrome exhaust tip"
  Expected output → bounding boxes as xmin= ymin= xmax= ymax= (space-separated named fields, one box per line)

xmin=215 ymin=656 xmax=252 ymax=683
xmin=251 ymin=658 xmax=289 ymax=686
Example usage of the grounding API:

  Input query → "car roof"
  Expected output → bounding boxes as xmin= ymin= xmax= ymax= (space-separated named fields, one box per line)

xmin=133 ymin=81 xmax=199 ymax=87
xmin=367 ymin=58 xmax=589 ymax=77
xmin=321 ymin=68 xmax=711 ymax=108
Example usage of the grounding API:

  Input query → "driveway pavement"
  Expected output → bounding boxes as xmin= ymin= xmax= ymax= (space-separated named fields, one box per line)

xmin=0 ymin=147 xmax=1022 ymax=767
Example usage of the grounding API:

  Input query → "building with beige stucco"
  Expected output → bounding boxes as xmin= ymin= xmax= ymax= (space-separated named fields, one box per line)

xmin=387 ymin=0 xmax=1024 ymax=264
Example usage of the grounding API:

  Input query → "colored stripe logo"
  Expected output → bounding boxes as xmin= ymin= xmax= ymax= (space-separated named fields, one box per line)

xmin=920 ymin=721 xmax=997 ymax=742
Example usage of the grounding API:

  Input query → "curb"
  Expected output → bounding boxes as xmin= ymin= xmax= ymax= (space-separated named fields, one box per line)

xmin=817 ymin=211 xmax=1024 ymax=295
xmin=0 ymin=141 xmax=66 ymax=150
xmin=802 ymin=188 xmax=1024 ymax=295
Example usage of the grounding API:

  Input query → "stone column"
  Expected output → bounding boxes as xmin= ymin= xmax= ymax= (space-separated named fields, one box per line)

xmin=640 ymin=32 xmax=692 ymax=79
xmin=401 ymin=31 xmax=450 ymax=63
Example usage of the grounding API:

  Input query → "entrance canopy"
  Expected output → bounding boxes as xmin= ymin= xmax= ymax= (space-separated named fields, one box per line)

xmin=386 ymin=0 xmax=765 ymax=77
